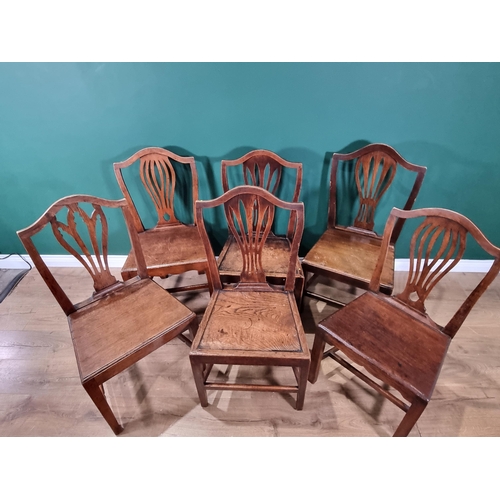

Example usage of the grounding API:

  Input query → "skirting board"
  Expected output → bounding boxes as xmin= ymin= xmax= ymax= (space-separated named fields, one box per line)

xmin=0 ymin=254 xmax=495 ymax=273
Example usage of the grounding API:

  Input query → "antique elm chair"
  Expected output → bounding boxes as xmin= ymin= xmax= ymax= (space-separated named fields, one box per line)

xmin=308 ymin=207 xmax=500 ymax=436
xmin=217 ymin=149 xmax=304 ymax=303
xmin=302 ymin=143 xmax=426 ymax=307
xmin=190 ymin=185 xmax=310 ymax=410
xmin=17 ymin=195 xmax=197 ymax=434
xmin=114 ymin=147 xmax=210 ymax=293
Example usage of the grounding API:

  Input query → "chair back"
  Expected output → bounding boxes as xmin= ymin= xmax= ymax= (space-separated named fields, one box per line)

xmin=330 ymin=144 xmax=426 ymax=243
xmin=114 ymin=147 xmax=199 ymax=232
xmin=370 ymin=207 xmax=500 ymax=337
xmin=221 ymin=150 xmax=302 ymax=239
xmin=196 ymin=186 xmax=304 ymax=292
xmin=17 ymin=195 xmax=148 ymax=316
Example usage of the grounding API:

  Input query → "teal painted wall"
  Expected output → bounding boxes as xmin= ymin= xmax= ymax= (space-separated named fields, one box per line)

xmin=1 ymin=62 xmax=500 ymax=258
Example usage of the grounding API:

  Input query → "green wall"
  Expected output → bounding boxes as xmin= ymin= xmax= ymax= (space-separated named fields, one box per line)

xmin=1 ymin=63 xmax=500 ymax=258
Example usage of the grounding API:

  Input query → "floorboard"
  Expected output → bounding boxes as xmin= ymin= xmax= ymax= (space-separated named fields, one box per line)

xmin=1 ymin=268 xmax=499 ymax=437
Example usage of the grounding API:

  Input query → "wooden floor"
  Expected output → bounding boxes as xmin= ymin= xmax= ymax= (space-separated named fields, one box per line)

xmin=1 ymin=267 xmax=499 ymax=437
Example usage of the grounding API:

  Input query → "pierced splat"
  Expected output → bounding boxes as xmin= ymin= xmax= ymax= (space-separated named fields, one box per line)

xmin=353 ymin=152 xmax=397 ymax=231
xmin=222 ymin=150 xmax=303 ymax=245
xmin=222 ymin=150 xmax=302 ymax=202
xmin=196 ymin=185 xmax=304 ymax=295
xmin=242 ymin=156 xmax=282 ymax=195
xmin=395 ymin=217 xmax=467 ymax=313
xmin=139 ymin=153 xmax=179 ymax=226
xmin=224 ymin=194 xmax=275 ymax=283
xmin=50 ymin=203 xmax=117 ymax=292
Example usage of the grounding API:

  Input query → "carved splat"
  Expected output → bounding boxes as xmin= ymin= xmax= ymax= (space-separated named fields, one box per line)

xmin=50 ymin=203 xmax=117 ymax=292
xmin=139 ymin=153 xmax=179 ymax=226
xmin=224 ymin=194 xmax=275 ymax=283
xmin=353 ymin=152 xmax=397 ymax=231
xmin=242 ymin=156 xmax=282 ymax=195
xmin=396 ymin=216 xmax=467 ymax=313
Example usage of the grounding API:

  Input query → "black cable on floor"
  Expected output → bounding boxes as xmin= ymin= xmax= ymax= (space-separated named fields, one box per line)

xmin=0 ymin=253 xmax=32 ymax=303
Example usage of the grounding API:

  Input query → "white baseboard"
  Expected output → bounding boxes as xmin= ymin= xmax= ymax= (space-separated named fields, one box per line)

xmin=0 ymin=254 xmax=495 ymax=273
xmin=0 ymin=254 xmax=127 ymax=270
xmin=393 ymin=259 xmax=494 ymax=273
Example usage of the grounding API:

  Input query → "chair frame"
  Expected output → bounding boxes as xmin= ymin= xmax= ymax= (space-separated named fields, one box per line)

xmin=303 ymin=143 xmax=427 ymax=306
xmin=190 ymin=185 xmax=310 ymax=410
xmin=114 ymin=147 xmax=209 ymax=293
xmin=17 ymin=195 xmax=197 ymax=434
xmin=309 ymin=207 xmax=500 ymax=436
xmin=219 ymin=149 xmax=304 ymax=302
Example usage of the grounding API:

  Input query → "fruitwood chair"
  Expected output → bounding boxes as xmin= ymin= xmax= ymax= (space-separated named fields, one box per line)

xmin=17 ymin=195 xmax=198 ymax=435
xmin=190 ymin=186 xmax=310 ymax=410
xmin=114 ymin=147 xmax=210 ymax=293
xmin=308 ymin=207 xmax=500 ymax=436
xmin=218 ymin=149 xmax=304 ymax=303
xmin=302 ymin=144 xmax=426 ymax=307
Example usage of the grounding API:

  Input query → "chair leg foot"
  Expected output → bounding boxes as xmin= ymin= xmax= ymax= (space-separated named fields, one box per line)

xmin=190 ymin=358 xmax=209 ymax=407
xmin=393 ymin=398 xmax=427 ymax=437
xmin=308 ymin=334 xmax=326 ymax=384
xmin=83 ymin=380 xmax=123 ymax=435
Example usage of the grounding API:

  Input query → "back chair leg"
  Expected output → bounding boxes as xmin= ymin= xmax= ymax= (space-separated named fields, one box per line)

xmin=189 ymin=317 xmax=199 ymax=341
xmin=393 ymin=398 xmax=428 ymax=437
xmin=294 ymin=275 xmax=305 ymax=307
xmin=308 ymin=334 xmax=326 ymax=384
xmin=83 ymin=379 xmax=123 ymax=435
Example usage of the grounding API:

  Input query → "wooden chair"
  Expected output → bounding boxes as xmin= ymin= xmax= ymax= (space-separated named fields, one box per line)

xmin=302 ymin=143 xmax=426 ymax=307
xmin=218 ymin=149 xmax=304 ymax=303
xmin=17 ymin=195 xmax=198 ymax=435
xmin=308 ymin=207 xmax=500 ymax=436
xmin=190 ymin=186 xmax=310 ymax=410
xmin=114 ymin=147 xmax=210 ymax=293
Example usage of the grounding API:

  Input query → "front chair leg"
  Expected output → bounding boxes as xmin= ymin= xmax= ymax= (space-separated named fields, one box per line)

xmin=296 ymin=363 xmax=309 ymax=410
xmin=308 ymin=333 xmax=326 ymax=384
xmin=393 ymin=397 xmax=428 ymax=437
xmin=83 ymin=379 xmax=123 ymax=435
xmin=190 ymin=357 xmax=209 ymax=407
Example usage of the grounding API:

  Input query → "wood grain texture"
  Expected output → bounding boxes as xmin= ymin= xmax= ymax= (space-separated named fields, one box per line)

xmin=303 ymin=143 xmax=426 ymax=305
xmin=121 ymin=225 xmax=208 ymax=280
xmin=15 ymin=196 xmax=197 ymax=434
xmin=220 ymin=150 xmax=304 ymax=300
xmin=317 ymin=292 xmax=451 ymax=401
xmin=191 ymin=186 xmax=309 ymax=409
xmin=113 ymin=147 xmax=209 ymax=291
xmin=1 ymin=268 xmax=499 ymax=436
xmin=310 ymin=207 xmax=500 ymax=436
xmin=197 ymin=290 xmax=301 ymax=352
xmin=69 ymin=279 xmax=194 ymax=381
xmin=302 ymin=227 xmax=394 ymax=291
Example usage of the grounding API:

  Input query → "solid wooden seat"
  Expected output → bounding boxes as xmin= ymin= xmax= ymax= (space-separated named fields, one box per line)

xmin=114 ymin=147 xmax=210 ymax=293
xmin=121 ymin=225 xmax=207 ymax=281
xmin=317 ymin=292 xmax=450 ymax=402
xmin=303 ymin=227 xmax=394 ymax=293
xmin=190 ymin=186 xmax=310 ymax=410
xmin=197 ymin=290 xmax=302 ymax=352
xmin=303 ymin=143 xmax=426 ymax=307
xmin=17 ymin=195 xmax=197 ymax=435
xmin=219 ymin=150 xmax=304 ymax=302
xmin=309 ymin=207 xmax=500 ymax=436
xmin=70 ymin=278 xmax=194 ymax=381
